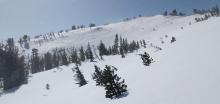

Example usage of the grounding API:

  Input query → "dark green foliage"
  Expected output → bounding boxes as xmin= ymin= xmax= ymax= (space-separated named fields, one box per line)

xmin=112 ymin=34 xmax=119 ymax=55
xmin=122 ymin=39 xmax=129 ymax=54
xmin=171 ymin=37 xmax=176 ymax=43
xmin=44 ymin=52 xmax=53 ymax=70
xmin=98 ymin=41 xmax=108 ymax=57
xmin=74 ymin=66 xmax=87 ymax=87
xmin=86 ymin=43 xmax=94 ymax=62
xmin=141 ymin=52 xmax=154 ymax=66
xmin=31 ymin=48 xmax=42 ymax=73
xmin=120 ymin=46 xmax=125 ymax=58
xmin=70 ymin=48 xmax=79 ymax=64
xmin=72 ymin=25 xmax=76 ymax=30
xmin=92 ymin=65 xmax=128 ymax=99
xmin=52 ymin=49 xmax=60 ymax=68
xmin=46 ymin=83 xmax=50 ymax=90
xmin=60 ymin=49 xmax=69 ymax=65
xmin=89 ymin=23 xmax=96 ymax=28
xmin=0 ymin=38 xmax=28 ymax=90
xmin=194 ymin=5 xmax=220 ymax=22
xmin=79 ymin=46 xmax=86 ymax=62
xmin=170 ymin=9 xmax=178 ymax=16
xmin=142 ymin=40 xmax=147 ymax=48
xmin=92 ymin=65 xmax=104 ymax=86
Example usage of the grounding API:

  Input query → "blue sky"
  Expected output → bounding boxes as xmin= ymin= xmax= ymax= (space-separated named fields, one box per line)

xmin=0 ymin=0 xmax=219 ymax=39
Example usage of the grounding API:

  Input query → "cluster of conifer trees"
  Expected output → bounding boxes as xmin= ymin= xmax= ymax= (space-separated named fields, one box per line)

xmin=0 ymin=38 xmax=28 ymax=90
xmin=194 ymin=5 xmax=219 ymax=22
xmin=30 ymin=34 xmax=147 ymax=74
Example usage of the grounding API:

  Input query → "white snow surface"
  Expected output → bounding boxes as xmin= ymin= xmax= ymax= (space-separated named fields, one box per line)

xmin=1 ymin=15 xmax=220 ymax=104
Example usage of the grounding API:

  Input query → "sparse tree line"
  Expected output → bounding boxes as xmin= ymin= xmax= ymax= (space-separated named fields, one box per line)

xmin=163 ymin=5 xmax=219 ymax=17
xmin=194 ymin=5 xmax=219 ymax=22
xmin=29 ymin=34 xmax=147 ymax=74
xmin=163 ymin=9 xmax=186 ymax=16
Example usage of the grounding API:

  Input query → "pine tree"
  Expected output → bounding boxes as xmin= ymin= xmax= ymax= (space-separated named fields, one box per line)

xmin=113 ymin=34 xmax=119 ymax=55
xmin=79 ymin=46 xmax=86 ymax=62
xmin=46 ymin=83 xmax=50 ymax=90
xmin=0 ymin=38 xmax=28 ymax=90
xmin=141 ymin=52 xmax=153 ymax=66
xmin=120 ymin=46 xmax=125 ymax=58
xmin=52 ymin=49 xmax=59 ymax=68
xmin=72 ymin=25 xmax=76 ymax=30
xmin=74 ymin=66 xmax=87 ymax=87
xmin=136 ymin=41 xmax=140 ymax=49
xmin=143 ymin=40 xmax=147 ymax=48
xmin=70 ymin=48 xmax=79 ymax=64
xmin=59 ymin=49 xmax=69 ymax=66
xmin=170 ymin=9 xmax=178 ymax=16
xmin=92 ymin=65 xmax=104 ymax=86
xmin=86 ymin=43 xmax=94 ymax=62
xmin=171 ymin=37 xmax=176 ymax=43
xmin=102 ymin=65 xmax=127 ymax=99
xmin=31 ymin=48 xmax=41 ymax=73
xmin=89 ymin=23 xmax=96 ymax=28
xmin=122 ymin=39 xmax=129 ymax=54
xmin=44 ymin=52 xmax=53 ymax=70
xmin=98 ymin=41 xmax=108 ymax=57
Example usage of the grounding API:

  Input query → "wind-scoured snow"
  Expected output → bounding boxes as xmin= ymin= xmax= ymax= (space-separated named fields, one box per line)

xmin=1 ymin=15 xmax=220 ymax=104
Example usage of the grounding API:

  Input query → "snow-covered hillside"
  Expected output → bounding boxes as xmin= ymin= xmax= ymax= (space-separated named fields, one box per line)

xmin=28 ymin=15 xmax=198 ymax=54
xmin=1 ymin=15 xmax=220 ymax=104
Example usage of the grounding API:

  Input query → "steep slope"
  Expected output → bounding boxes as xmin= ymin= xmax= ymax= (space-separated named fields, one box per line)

xmin=1 ymin=15 xmax=220 ymax=104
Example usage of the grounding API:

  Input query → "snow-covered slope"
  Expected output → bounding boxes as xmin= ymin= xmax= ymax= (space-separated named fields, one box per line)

xmin=1 ymin=15 xmax=220 ymax=104
xmin=29 ymin=15 xmax=198 ymax=54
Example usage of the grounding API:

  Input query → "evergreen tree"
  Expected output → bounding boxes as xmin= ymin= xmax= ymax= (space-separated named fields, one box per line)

xmin=98 ymin=41 xmax=108 ymax=57
xmin=52 ymin=49 xmax=59 ymax=68
xmin=122 ymin=39 xmax=129 ymax=54
xmin=89 ymin=23 xmax=96 ymax=28
xmin=170 ymin=9 xmax=178 ymax=16
xmin=171 ymin=37 xmax=176 ymax=43
xmin=0 ymin=38 xmax=28 ymax=90
xmin=31 ymin=48 xmax=41 ymax=73
xmin=72 ymin=25 xmax=76 ymax=30
xmin=59 ymin=49 xmax=69 ymax=66
xmin=86 ymin=43 xmax=94 ymax=62
xmin=70 ymin=48 xmax=80 ymax=65
xmin=143 ymin=40 xmax=147 ymax=48
xmin=120 ymin=46 xmax=125 ymax=58
xmin=92 ymin=65 xmax=104 ymax=86
xmin=44 ymin=52 xmax=53 ymax=70
xmin=102 ymin=65 xmax=127 ymax=99
xmin=113 ymin=34 xmax=119 ymax=55
xmin=74 ymin=66 xmax=87 ymax=87
xmin=136 ymin=41 xmax=140 ymax=49
xmin=79 ymin=46 xmax=86 ymax=62
xmin=141 ymin=52 xmax=154 ymax=66
xmin=92 ymin=65 xmax=128 ymax=99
